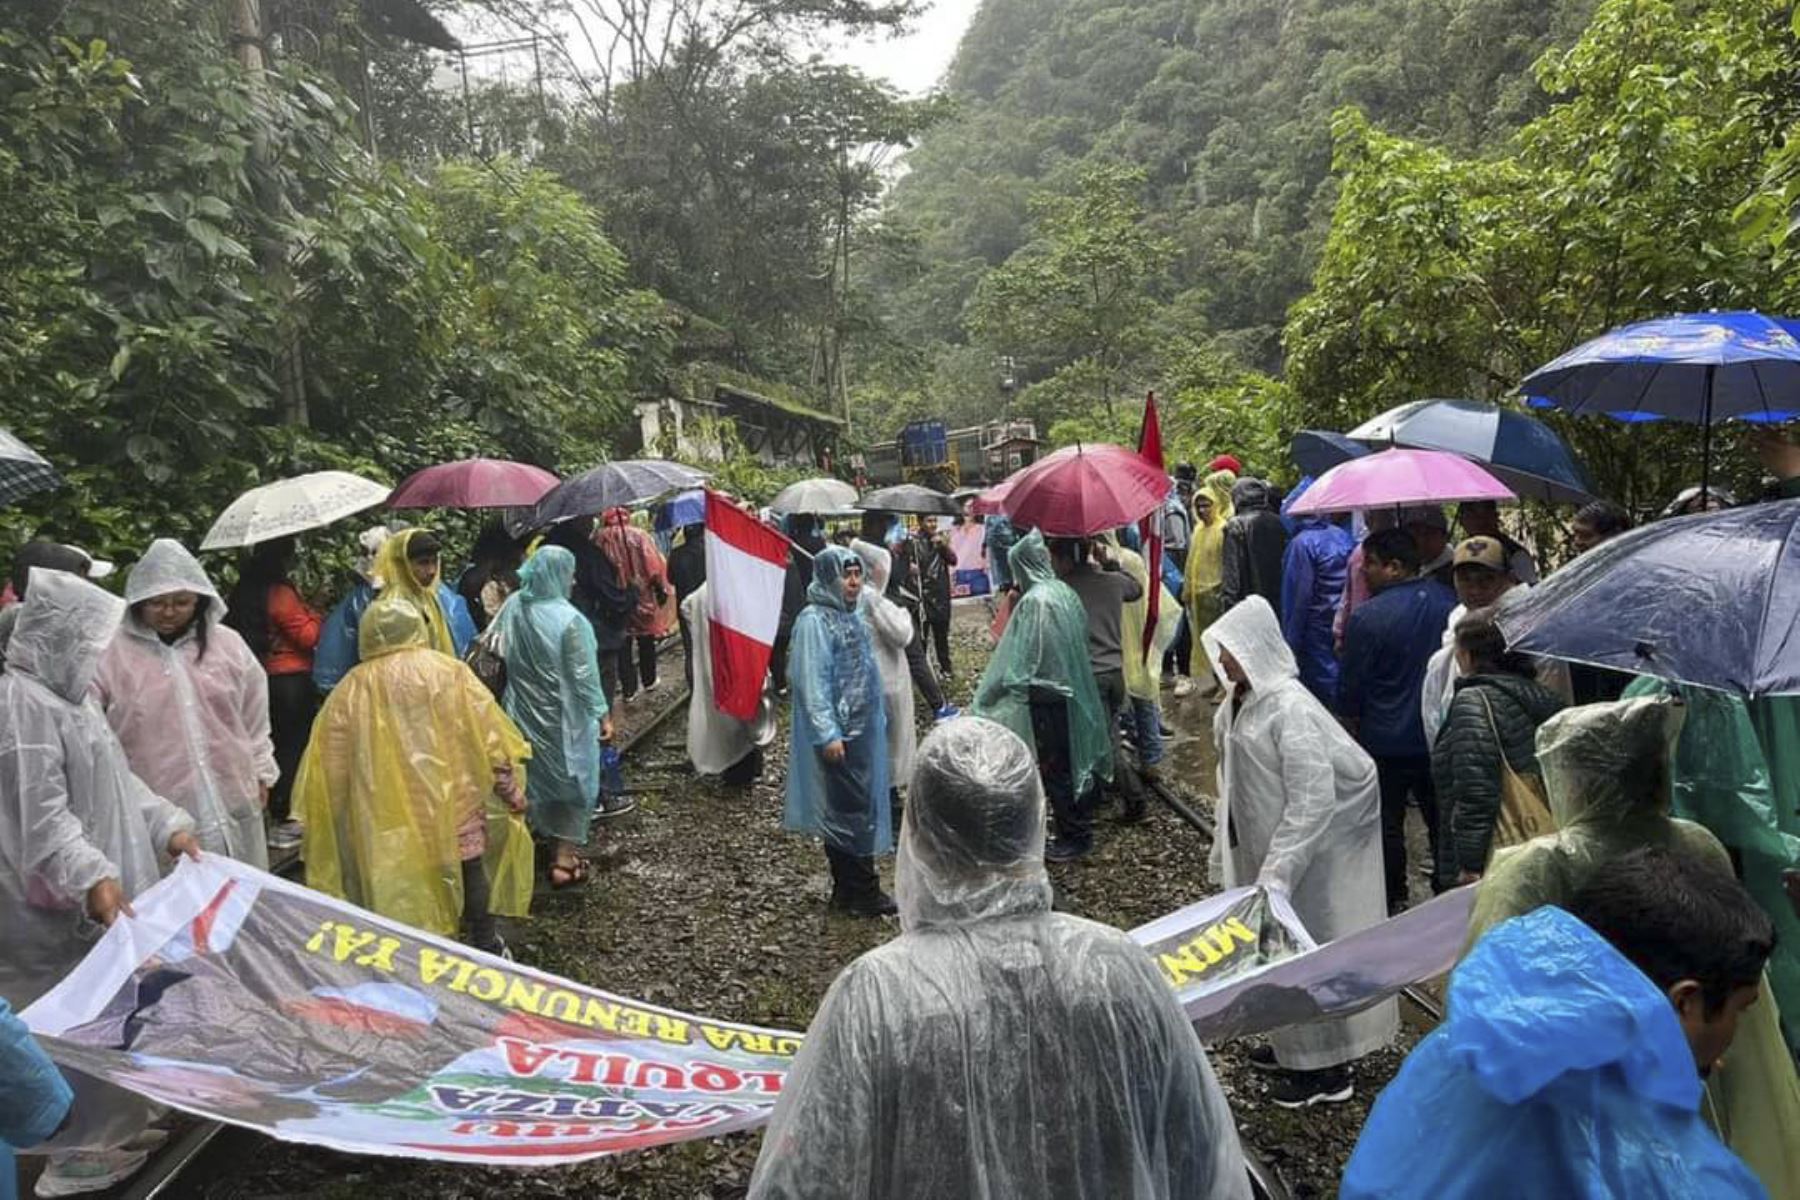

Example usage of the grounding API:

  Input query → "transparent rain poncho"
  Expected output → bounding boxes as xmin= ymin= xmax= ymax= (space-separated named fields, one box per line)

xmin=971 ymin=531 xmax=1112 ymax=799
xmin=294 ymin=598 xmax=534 ymax=936
xmin=783 ymin=547 xmax=891 ymax=857
xmin=1470 ymin=695 xmax=1800 ymax=1198
xmin=0 ymin=571 xmax=194 ymax=1008
xmin=1200 ymin=596 xmax=1396 ymax=1071
xmin=95 ymin=539 xmax=276 ymax=869
xmin=492 ymin=547 xmax=609 ymax=844
xmin=851 ymin=539 xmax=918 ymax=791
xmin=749 ymin=718 xmax=1251 ymax=1200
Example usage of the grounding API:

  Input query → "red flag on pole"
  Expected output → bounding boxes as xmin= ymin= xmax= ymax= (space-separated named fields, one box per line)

xmin=703 ymin=491 xmax=791 ymax=720
xmin=1137 ymin=391 xmax=1165 ymax=665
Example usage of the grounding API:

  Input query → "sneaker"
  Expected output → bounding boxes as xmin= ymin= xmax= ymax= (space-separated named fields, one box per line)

xmin=123 ymin=1128 xmax=169 ymax=1153
xmin=1173 ymin=677 xmax=1196 ymax=698
xmin=933 ymin=704 xmax=961 ymax=722
xmin=844 ymin=891 xmax=899 ymax=918
xmin=1246 ymin=1043 xmax=1280 ymax=1073
xmin=268 ymin=819 xmax=304 ymax=850
xmin=595 ymin=794 xmax=638 ymax=820
xmin=1268 ymin=1065 xmax=1353 ymax=1109
xmin=35 ymin=1149 xmax=151 ymax=1198
xmin=1044 ymin=838 xmax=1091 ymax=864
xmin=643 ymin=676 xmax=661 ymax=692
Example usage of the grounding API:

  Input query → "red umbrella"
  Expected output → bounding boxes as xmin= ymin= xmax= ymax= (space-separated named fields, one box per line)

xmin=971 ymin=445 xmax=1081 ymax=516
xmin=1000 ymin=444 xmax=1172 ymax=537
xmin=388 ymin=458 xmax=560 ymax=510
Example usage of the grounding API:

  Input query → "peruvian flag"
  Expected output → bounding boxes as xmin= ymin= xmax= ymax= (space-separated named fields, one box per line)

xmin=703 ymin=491 xmax=790 ymax=720
xmin=1137 ymin=391 xmax=1165 ymax=665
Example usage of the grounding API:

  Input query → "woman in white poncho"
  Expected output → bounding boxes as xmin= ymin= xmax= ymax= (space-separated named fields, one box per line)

xmin=1201 ymin=595 xmax=1396 ymax=1109
xmin=96 ymin=539 xmax=277 ymax=869
xmin=682 ymin=581 xmax=776 ymax=782
xmin=749 ymin=716 xmax=1250 ymax=1200
xmin=850 ymin=539 xmax=917 ymax=804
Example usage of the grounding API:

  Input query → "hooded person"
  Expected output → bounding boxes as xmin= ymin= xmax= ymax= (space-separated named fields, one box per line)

xmin=1278 ymin=512 xmax=1353 ymax=707
xmin=95 ymin=539 xmax=277 ymax=869
xmin=294 ymin=598 xmax=533 ymax=950
xmin=851 ymin=539 xmax=919 ymax=806
xmin=971 ymin=531 xmax=1112 ymax=862
xmin=1344 ymin=850 xmax=1773 ymax=1200
xmin=595 ymin=507 xmax=676 ymax=700
xmin=747 ymin=718 xmax=1252 ymax=1200
xmin=1108 ymin=529 xmax=1180 ymax=782
xmin=1200 ymin=596 xmax=1396 ymax=1107
xmin=491 ymin=546 xmax=613 ymax=888
xmin=784 ymin=546 xmax=893 ymax=917
xmin=369 ymin=528 xmax=477 ymax=661
xmin=1183 ymin=469 xmax=1235 ymax=686
xmin=1469 ymin=695 xmax=1800 ymax=1197
xmin=1216 ymin=478 xmax=1288 ymax=615
xmin=0 ymin=570 xmax=200 ymax=1190
xmin=313 ymin=524 xmax=393 ymax=695
xmin=682 ymin=581 xmax=775 ymax=783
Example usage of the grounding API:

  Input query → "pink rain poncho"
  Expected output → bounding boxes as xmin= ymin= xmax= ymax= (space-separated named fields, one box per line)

xmin=95 ymin=539 xmax=276 ymax=869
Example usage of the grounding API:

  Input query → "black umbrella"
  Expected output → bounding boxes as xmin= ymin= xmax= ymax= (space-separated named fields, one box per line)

xmin=0 ymin=431 xmax=62 ymax=507
xmin=856 ymin=483 xmax=960 ymax=516
xmin=532 ymin=460 xmax=708 ymax=526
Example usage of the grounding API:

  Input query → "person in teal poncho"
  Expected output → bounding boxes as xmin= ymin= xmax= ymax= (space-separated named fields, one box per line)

xmin=493 ymin=546 xmax=612 ymax=889
xmin=784 ymin=546 xmax=892 ymax=918
xmin=972 ymin=530 xmax=1112 ymax=863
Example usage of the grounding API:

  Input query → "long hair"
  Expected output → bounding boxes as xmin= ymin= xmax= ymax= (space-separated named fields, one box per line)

xmin=224 ymin=539 xmax=295 ymax=661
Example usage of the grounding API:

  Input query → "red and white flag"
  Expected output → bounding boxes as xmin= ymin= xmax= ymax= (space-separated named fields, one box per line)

xmin=703 ymin=490 xmax=791 ymax=720
xmin=1137 ymin=390 xmax=1166 ymax=665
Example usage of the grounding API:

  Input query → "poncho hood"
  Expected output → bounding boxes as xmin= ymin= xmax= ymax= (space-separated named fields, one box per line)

xmin=1199 ymin=595 xmax=1298 ymax=693
xmin=1008 ymin=529 xmax=1056 ymax=591
xmin=358 ymin=597 xmax=432 ymax=661
xmin=1536 ymin=694 xmax=1685 ymax=830
xmin=518 ymin=544 xmax=576 ymax=603
xmin=12 ymin=569 xmax=125 ymax=702
xmin=1231 ymin=478 xmax=1274 ymax=513
xmin=850 ymin=538 xmax=892 ymax=593
xmin=122 ymin=538 xmax=224 ymax=637
xmin=372 ymin=527 xmax=456 ymax=656
xmin=807 ymin=545 xmax=861 ymax=611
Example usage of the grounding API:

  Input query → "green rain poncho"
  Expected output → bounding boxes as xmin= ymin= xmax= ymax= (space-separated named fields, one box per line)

xmin=972 ymin=530 xmax=1112 ymax=799
xmin=1469 ymin=695 xmax=1800 ymax=1198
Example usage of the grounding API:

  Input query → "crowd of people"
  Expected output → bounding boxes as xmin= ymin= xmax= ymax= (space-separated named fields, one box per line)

xmin=4 ymin=427 xmax=1800 ymax=1198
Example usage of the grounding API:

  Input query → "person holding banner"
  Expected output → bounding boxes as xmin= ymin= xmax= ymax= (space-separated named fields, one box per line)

xmin=1201 ymin=595 xmax=1396 ymax=1109
xmin=295 ymin=598 xmax=534 ymax=951
xmin=750 ymin=718 xmax=1251 ymax=1200
xmin=784 ymin=546 xmax=893 ymax=917
xmin=0 ymin=570 xmax=200 ymax=1196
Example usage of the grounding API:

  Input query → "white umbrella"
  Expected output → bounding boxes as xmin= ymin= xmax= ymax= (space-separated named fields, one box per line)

xmin=770 ymin=477 xmax=857 ymax=515
xmin=202 ymin=470 xmax=391 ymax=551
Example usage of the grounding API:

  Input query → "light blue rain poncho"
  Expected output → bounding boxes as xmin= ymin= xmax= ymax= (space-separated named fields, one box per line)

xmin=493 ymin=547 xmax=609 ymax=844
xmin=784 ymin=546 xmax=891 ymax=857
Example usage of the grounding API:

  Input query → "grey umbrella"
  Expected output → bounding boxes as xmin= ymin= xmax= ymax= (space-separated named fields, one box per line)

xmin=856 ymin=483 xmax=960 ymax=516
xmin=0 ymin=431 xmax=63 ymax=507
xmin=532 ymin=460 xmax=708 ymax=527
xmin=770 ymin=477 xmax=858 ymax=515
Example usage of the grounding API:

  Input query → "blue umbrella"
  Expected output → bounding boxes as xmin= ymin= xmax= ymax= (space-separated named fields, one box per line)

xmin=1290 ymin=430 xmax=1368 ymax=478
xmin=1495 ymin=498 xmax=1800 ymax=696
xmin=654 ymin=488 xmax=706 ymax=532
xmin=1521 ymin=311 xmax=1800 ymax=494
xmin=1347 ymin=398 xmax=1595 ymax=505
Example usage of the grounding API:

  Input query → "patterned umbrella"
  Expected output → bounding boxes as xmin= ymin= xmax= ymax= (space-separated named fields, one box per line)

xmin=0 ymin=431 xmax=63 ymax=507
xmin=201 ymin=471 xmax=391 ymax=550
xmin=532 ymin=460 xmax=709 ymax=526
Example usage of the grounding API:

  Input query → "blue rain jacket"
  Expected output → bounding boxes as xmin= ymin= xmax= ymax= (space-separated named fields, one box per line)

xmin=1343 ymin=906 xmax=1767 ymax=1200
xmin=1279 ymin=517 xmax=1353 ymax=708
xmin=314 ymin=578 xmax=475 ymax=693
xmin=2 ymin=997 xmax=71 ymax=1200
xmin=494 ymin=547 xmax=609 ymax=843
xmin=784 ymin=547 xmax=891 ymax=856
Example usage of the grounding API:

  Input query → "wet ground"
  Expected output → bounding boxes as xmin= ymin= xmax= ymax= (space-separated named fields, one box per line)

xmin=179 ymin=605 xmax=1425 ymax=1200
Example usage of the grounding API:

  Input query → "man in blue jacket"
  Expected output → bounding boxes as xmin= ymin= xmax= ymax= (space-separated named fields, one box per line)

xmin=1338 ymin=528 xmax=1456 ymax=913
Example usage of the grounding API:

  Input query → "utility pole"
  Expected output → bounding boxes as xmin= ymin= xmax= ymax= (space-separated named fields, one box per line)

xmin=229 ymin=0 xmax=309 ymax=427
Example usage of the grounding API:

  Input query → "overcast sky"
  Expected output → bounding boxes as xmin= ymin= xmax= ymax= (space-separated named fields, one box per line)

xmin=828 ymin=0 xmax=981 ymax=95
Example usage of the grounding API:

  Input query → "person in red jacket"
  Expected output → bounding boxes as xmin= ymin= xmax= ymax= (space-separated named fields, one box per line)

xmin=225 ymin=538 xmax=321 ymax=843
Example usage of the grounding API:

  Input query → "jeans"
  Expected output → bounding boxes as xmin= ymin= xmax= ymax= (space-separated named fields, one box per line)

xmin=1031 ymin=695 xmax=1089 ymax=849
xmin=1095 ymin=669 xmax=1146 ymax=817
xmin=269 ymin=672 xmax=318 ymax=822
xmin=460 ymin=856 xmax=499 ymax=953
xmin=1127 ymin=697 xmax=1165 ymax=769
xmin=615 ymin=635 xmax=658 ymax=698
xmin=1376 ymin=754 xmax=1439 ymax=910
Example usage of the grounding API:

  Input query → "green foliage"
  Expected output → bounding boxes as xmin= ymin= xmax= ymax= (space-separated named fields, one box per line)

xmin=1284 ymin=0 xmax=1800 ymax=511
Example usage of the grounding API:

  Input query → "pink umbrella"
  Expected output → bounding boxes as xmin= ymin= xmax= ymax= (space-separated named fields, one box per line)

xmin=1287 ymin=447 xmax=1515 ymax=515
xmin=1001 ymin=444 xmax=1172 ymax=537
xmin=388 ymin=458 xmax=560 ymax=510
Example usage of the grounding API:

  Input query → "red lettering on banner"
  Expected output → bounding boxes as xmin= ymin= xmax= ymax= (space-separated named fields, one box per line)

xmin=498 ymin=1037 xmax=556 ymax=1078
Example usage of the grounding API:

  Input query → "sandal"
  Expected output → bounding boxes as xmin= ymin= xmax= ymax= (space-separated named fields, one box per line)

xmin=549 ymin=857 xmax=587 ymax=889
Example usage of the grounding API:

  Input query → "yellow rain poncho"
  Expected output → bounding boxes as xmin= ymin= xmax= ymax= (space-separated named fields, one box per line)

xmin=1468 ymin=696 xmax=1800 ymax=1198
xmin=1105 ymin=535 xmax=1181 ymax=702
xmin=295 ymin=598 xmax=534 ymax=936
xmin=372 ymin=527 xmax=465 ymax=657
xmin=1184 ymin=470 xmax=1235 ymax=676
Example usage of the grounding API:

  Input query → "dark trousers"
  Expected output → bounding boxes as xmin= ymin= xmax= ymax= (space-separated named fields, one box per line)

xmin=923 ymin=611 xmax=952 ymax=676
xmin=904 ymin=627 xmax=946 ymax=711
xmin=269 ymin=672 xmax=318 ymax=823
xmin=824 ymin=846 xmax=881 ymax=907
xmin=678 ymin=615 xmax=694 ymax=690
xmin=1031 ymin=696 xmax=1090 ymax=849
xmin=1094 ymin=669 xmax=1146 ymax=816
xmin=721 ymin=745 xmax=763 ymax=786
xmin=615 ymin=635 xmax=658 ymax=698
xmin=1164 ymin=616 xmax=1193 ymax=677
xmin=770 ymin=633 xmax=791 ymax=693
xmin=1376 ymin=754 xmax=1438 ymax=910
xmin=460 ymin=856 xmax=499 ymax=953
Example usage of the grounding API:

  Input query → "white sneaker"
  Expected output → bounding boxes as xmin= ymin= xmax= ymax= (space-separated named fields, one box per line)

xmin=35 ymin=1148 xmax=151 ymax=1197
xmin=268 ymin=819 xmax=304 ymax=850
xmin=1173 ymin=678 xmax=1196 ymax=698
